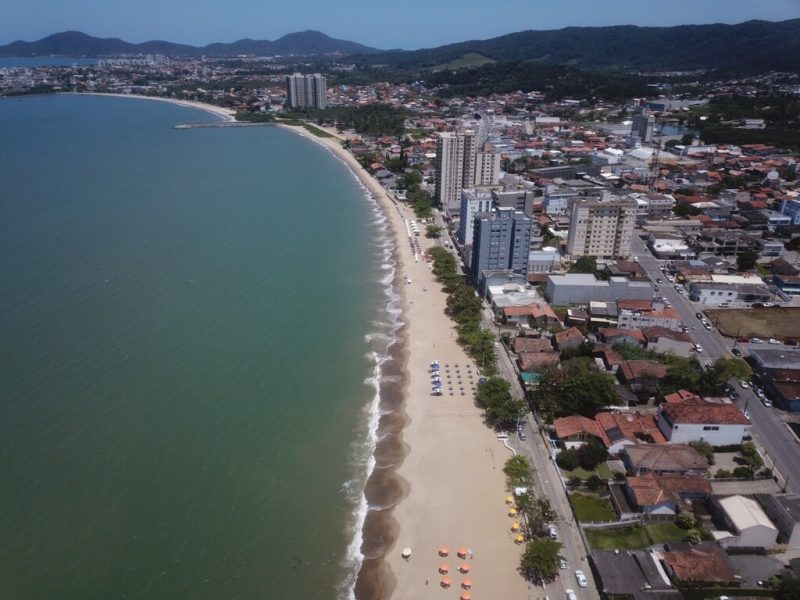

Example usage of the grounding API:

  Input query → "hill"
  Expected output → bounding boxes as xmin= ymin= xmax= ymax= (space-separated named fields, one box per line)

xmin=0 ymin=30 xmax=381 ymax=57
xmin=353 ymin=19 xmax=800 ymax=73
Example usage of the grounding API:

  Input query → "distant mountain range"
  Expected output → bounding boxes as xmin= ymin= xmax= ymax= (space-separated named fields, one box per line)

xmin=359 ymin=19 xmax=800 ymax=73
xmin=0 ymin=30 xmax=380 ymax=57
xmin=2 ymin=19 xmax=799 ymax=74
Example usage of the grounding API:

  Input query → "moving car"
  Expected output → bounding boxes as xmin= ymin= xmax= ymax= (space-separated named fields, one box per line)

xmin=566 ymin=590 xmax=578 ymax=600
xmin=560 ymin=558 xmax=568 ymax=570
xmin=731 ymin=348 xmax=742 ymax=357
xmin=575 ymin=570 xmax=588 ymax=588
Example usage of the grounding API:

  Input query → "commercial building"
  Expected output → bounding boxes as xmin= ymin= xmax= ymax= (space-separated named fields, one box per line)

xmin=756 ymin=493 xmax=800 ymax=548
xmin=779 ymin=198 xmax=800 ymax=225
xmin=712 ymin=495 xmax=778 ymax=549
xmin=748 ymin=348 xmax=800 ymax=412
xmin=492 ymin=188 xmax=534 ymax=217
xmin=545 ymin=274 xmax=653 ymax=306
xmin=567 ymin=197 xmax=637 ymax=259
xmin=285 ymin=73 xmax=327 ymax=109
xmin=471 ymin=207 xmax=533 ymax=295
xmin=687 ymin=281 xmax=771 ymax=305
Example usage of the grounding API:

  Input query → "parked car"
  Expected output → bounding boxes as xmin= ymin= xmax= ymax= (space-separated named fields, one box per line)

xmin=731 ymin=348 xmax=742 ymax=357
xmin=785 ymin=339 xmax=798 ymax=346
xmin=566 ymin=590 xmax=578 ymax=600
xmin=764 ymin=302 xmax=776 ymax=307
xmin=656 ymin=278 xmax=663 ymax=283
xmin=752 ymin=302 xmax=764 ymax=308
xmin=694 ymin=344 xmax=703 ymax=353
xmin=751 ymin=337 xmax=764 ymax=344
xmin=560 ymin=558 xmax=568 ymax=570
xmin=575 ymin=570 xmax=588 ymax=588
xmin=548 ymin=525 xmax=558 ymax=540
xmin=696 ymin=313 xmax=703 ymax=320
xmin=739 ymin=380 xmax=749 ymax=389
xmin=762 ymin=397 xmax=773 ymax=408
xmin=768 ymin=338 xmax=781 ymax=345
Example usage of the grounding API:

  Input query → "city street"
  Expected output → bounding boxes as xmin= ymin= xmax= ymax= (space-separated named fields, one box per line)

xmin=631 ymin=234 xmax=800 ymax=493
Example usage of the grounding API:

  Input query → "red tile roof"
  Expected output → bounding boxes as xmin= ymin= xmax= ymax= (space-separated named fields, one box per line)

xmin=619 ymin=360 xmax=669 ymax=381
xmin=626 ymin=472 xmax=711 ymax=508
xmin=663 ymin=545 xmax=736 ymax=583
xmin=661 ymin=401 xmax=750 ymax=426
xmin=595 ymin=412 xmax=667 ymax=445
xmin=553 ymin=415 xmax=603 ymax=441
xmin=663 ymin=390 xmax=701 ymax=404
xmin=514 ymin=337 xmax=554 ymax=353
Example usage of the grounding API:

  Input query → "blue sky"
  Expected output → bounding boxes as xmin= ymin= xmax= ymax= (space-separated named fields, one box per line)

xmin=3 ymin=0 xmax=799 ymax=49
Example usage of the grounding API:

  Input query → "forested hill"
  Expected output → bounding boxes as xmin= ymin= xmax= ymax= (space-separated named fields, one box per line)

xmin=351 ymin=19 xmax=800 ymax=73
xmin=0 ymin=30 xmax=381 ymax=57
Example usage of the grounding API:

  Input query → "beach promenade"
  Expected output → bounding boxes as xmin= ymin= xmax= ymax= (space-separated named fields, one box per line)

xmin=279 ymin=123 xmax=529 ymax=599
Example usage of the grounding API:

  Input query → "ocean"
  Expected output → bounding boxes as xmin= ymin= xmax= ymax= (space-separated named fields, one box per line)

xmin=0 ymin=94 xmax=401 ymax=599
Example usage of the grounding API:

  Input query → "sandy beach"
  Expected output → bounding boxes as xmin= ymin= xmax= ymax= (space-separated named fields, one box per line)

xmin=63 ymin=92 xmax=237 ymax=121
xmin=278 ymin=124 xmax=529 ymax=599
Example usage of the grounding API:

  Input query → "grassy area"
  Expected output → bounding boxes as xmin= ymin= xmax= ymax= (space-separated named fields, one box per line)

xmin=302 ymin=124 xmax=334 ymax=138
xmin=571 ymin=493 xmax=617 ymax=522
xmin=586 ymin=523 xmax=689 ymax=550
xmin=433 ymin=52 xmax=497 ymax=71
xmin=645 ymin=523 xmax=687 ymax=544
xmin=586 ymin=525 xmax=650 ymax=550
xmin=565 ymin=462 xmax=612 ymax=480
xmin=706 ymin=307 xmax=800 ymax=340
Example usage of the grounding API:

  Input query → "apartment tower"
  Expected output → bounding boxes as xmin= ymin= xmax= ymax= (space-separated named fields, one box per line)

xmin=567 ymin=196 xmax=637 ymax=259
xmin=286 ymin=73 xmax=327 ymax=109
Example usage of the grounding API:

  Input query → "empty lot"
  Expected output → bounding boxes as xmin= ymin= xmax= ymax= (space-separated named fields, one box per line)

xmin=705 ymin=307 xmax=800 ymax=340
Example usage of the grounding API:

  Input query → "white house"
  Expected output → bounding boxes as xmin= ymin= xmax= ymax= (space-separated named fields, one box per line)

xmin=657 ymin=401 xmax=750 ymax=446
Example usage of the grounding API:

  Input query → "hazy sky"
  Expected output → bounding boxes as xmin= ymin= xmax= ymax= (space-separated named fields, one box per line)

xmin=3 ymin=0 xmax=799 ymax=49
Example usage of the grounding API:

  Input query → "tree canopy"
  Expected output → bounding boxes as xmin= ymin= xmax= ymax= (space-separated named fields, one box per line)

xmin=534 ymin=362 xmax=620 ymax=421
xmin=519 ymin=538 xmax=563 ymax=584
xmin=476 ymin=376 xmax=526 ymax=430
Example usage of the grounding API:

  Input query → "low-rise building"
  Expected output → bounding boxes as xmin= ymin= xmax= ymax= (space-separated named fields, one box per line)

xmin=617 ymin=300 xmax=682 ymax=331
xmin=657 ymin=401 xmax=750 ymax=446
xmin=618 ymin=360 xmax=669 ymax=393
xmin=662 ymin=542 xmax=737 ymax=585
xmin=647 ymin=232 xmax=694 ymax=259
xmin=756 ymin=493 xmax=800 ymax=548
xmin=711 ymin=494 xmax=778 ymax=549
xmin=623 ymin=473 xmax=711 ymax=515
xmin=621 ymin=444 xmax=709 ymax=477
xmin=687 ymin=281 xmax=772 ymax=305
xmin=642 ymin=326 xmax=695 ymax=357
xmin=590 ymin=550 xmax=671 ymax=598
xmin=748 ymin=348 xmax=800 ymax=412
xmin=545 ymin=274 xmax=653 ymax=306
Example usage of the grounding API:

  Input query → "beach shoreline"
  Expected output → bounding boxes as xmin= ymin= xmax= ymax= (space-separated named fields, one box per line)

xmin=61 ymin=92 xmax=237 ymax=121
xmin=277 ymin=123 xmax=528 ymax=600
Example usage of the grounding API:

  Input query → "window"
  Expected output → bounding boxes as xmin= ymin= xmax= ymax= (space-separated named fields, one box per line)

xmin=702 ymin=426 xmax=719 ymax=431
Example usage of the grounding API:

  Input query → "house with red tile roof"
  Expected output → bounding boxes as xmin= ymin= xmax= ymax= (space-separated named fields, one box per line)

xmin=657 ymin=400 xmax=750 ymax=446
xmin=662 ymin=543 xmax=736 ymax=585
xmin=554 ymin=411 xmax=666 ymax=454
xmin=617 ymin=360 xmax=669 ymax=393
xmin=599 ymin=327 xmax=646 ymax=347
xmin=553 ymin=326 xmax=586 ymax=351
xmin=513 ymin=337 xmax=554 ymax=354
xmin=622 ymin=444 xmax=709 ymax=477
xmin=622 ymin=472 xmax=711 ymax=515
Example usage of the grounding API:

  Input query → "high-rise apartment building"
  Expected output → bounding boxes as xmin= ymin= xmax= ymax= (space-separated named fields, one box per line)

xmin=435 ymin=131 xmax=498 ymax=215
xmin=457 ymin=188 xmax=493 ymax=264
xmin=471 ymin=207 xmax=533 ymax=294
xmin=286 ymin=73 xmax=327 ymax=109
xmin=567 ymin=197 xmax=637 ymax=259
xmin=631 ymin=109 xmax=655 ymax=143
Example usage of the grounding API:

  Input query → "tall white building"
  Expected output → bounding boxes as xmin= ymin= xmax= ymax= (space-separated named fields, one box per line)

xmin=457 ymin=188 xmax=493 ymax=261
xmin=286 ymin=73 xmax=327 ymax=109
xmin=435 ymin=131 xmax=498 ymax=215
xmin=567 ymin=196 xmax=637 ymax=259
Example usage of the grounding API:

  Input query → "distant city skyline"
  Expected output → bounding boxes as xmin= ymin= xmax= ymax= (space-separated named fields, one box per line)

xmin=3 ymin=0 xmax=799 ymax=51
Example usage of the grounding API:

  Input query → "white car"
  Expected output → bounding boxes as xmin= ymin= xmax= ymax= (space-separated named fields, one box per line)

xmin=566 ymin=590 xmax=578 ymax=600
xmin=751 ymin=337 xmax=764 ymax=344
xmin=695 ymin=344 xmax=703 ymax=353
xmin=768 ymin=338 xmax=781 ymax=345
xmin=739 ymin=380 xmax=749 ymax=389
xmin=575 ymin=570 xmax=588 ymax=588
xmin=560 ymin=558 xmax=568 ymax=570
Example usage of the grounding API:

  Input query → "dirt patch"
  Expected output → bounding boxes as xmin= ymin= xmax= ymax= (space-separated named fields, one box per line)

xmin=706 ymin=307 xmax=800 ymax=340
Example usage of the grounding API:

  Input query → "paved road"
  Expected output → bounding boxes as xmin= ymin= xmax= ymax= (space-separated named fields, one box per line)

xmin=631 ymin=234 xmax=800 ymax=492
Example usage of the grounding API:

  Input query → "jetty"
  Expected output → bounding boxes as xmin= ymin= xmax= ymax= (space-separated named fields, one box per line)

xmin=174 ymin=122 xmax=273 ymax=129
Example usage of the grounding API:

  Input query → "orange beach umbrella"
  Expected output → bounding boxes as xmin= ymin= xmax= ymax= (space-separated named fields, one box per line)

xmin=440 ymin=577 xmax=451 ymax=588
xmin=462 ymin=579 xmax=473 ymax=589
xmin=439 ymin=563 xmax=449 ymax=574
xmin=457 ymin=547 xmax=468 ymax=559
xmin=460 ymin=593 xmax=472 ymax=600
xmin=438 ymin=546 xmax=449 ymax=557
xmin=459 ymin=563 xmax=471 ymax=574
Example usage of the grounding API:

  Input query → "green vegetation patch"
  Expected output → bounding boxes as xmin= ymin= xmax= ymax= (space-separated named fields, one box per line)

xmin=586 ymin=525 xmax=650 ymax=550
xmin=433 ymin=52 xmax=497 ymax=71
xmin=302 ymin=123 xmax=333 ymax=138
xmin=645 ymin=523 xmax=687 ymax=544
xmin=571 ymin=493 xmax=617 ymax=522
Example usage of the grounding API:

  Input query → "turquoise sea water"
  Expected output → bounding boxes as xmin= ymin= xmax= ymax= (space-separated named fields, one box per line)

xmin=0 ymin=95 xmax=394 ymax=599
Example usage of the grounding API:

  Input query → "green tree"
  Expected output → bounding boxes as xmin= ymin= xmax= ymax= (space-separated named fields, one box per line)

xmin=525 ymin=497 xmax=558 ymax=536
xmin=397 ymin=169 xmax=421 ymax=190
xmin=556 ymin=449 xmax=580 ymax=471
xmin=570 ymin=256 xmax=597 ymax=274
xmin=737 ymin=249 xmax=759 ymax=271
xmin=425 ymin=224 xmax=443 ymax=238
xmin=567 ymin=475 xmax=583 ymax=488
xmin=504 ymin=455 xmax=535 ymax=489
xmin=740 ymin=441 xmax=764 ymax=471
xmin=519 ymin=539 xmax=563 ymax=584
xmin=476 ymin=377 xmax=526 ymax=430
xmin=689 ymin=440 xmax=715 ymax=465
xmin=707 ymin=357 xmax=752 ymax=391
xmin=676 ymin=511 xmax=699 ymax=529
xmin=535 ymin=366 xmax=620 ymax=421
xmin=685 ymin=528 xmax=703 ymax=544
xmin=661 ymin=359 xmax=703 ymax=395
xmin=715 ymin=468 xmax=732 ymax=478
xmin=585 ymin=474 xmax=603 ymax=489
xmin=776 ymin=574 xmax=800 ymax=600
xmin=577 ymin=439 xmax=608 ymax=471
